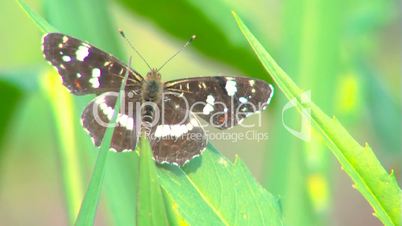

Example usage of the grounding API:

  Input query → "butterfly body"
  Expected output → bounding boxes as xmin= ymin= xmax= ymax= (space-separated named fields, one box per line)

xmin=140 ymin=69 xmax=163 ymax=132
xmin=42 ymin=32 xmax=274 ymax=166
xmin=142 ymin=69 xmax=162 ymax=102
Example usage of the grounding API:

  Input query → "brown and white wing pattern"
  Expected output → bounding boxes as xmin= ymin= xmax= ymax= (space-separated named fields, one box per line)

xmin=164 ymin=76 xmax=273 ymax=129
xmin=81 ymin=91 xmax=141 ymax=152
xmin=148 ymin=93 xmax=207 ymax=165
xmin=42 ymin=33 xmax=143 ymax=95
xmin=42 ymin=32 xmax=275 ymax=167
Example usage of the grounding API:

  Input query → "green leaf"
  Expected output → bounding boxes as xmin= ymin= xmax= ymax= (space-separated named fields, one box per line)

xmin=157 ymin=145 xmax=283 ymax=226
xmin=0 ymin=79 xmax=24 ymax=158
xmin=160 ymin=188 xmax=189 ymax=226
xmin=75 ymin=58 xmax=131 ymax=225
xmin=103 ymin=153 xmax=138 ymax=226
xmin=137 ymin=136 xmax=169 ymax=226
xmin=16 ymin=0 xmax=57 ymax=33
xmin=233 ymin=11 xmax=402 ymax=226
xmin=40 ymin=70 xmax=85 ymax=224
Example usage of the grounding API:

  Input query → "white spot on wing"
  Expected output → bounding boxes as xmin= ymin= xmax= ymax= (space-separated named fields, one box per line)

xmin=225 ymin=80 xmax=237 ymax=96
xmin=110 ymin=148 xmax=117 ymax=152
xmin=154 ymin=117 xmax=200 ymax=138
xmin=203 ymin=104 xmax=214 ymax=115
xmin=62 ymin=36 xmax=68 ymax=43
xmin=95 ymin=95 xmax=105 ymax=105
xmin=154 ymin=124 xmax=189 ymax=138
xmin=89 ymin=68 xmax=101 ymax=88
xmin=92 ymin=68 xmax=101 ymax=77
xmin=203 ymin=95 xmax=215 ymax=115
xmin=267 ymin=84 xmax=274 ymax=105
xmin=99 ymin=102 xmax=114 ymax=120
xmin=239 ymin=97 xmax=248 ymax=103
xmin=62 ymin=55 xmax=71 ymax=62
xmin=186 ymin=122 xmax=194 ymax=131
xmin=89 ymin=78 xmax=100 ymax=88
xmin=206 ymin=95 xmax=215 ymax=105
xmin=76 ymin=45 xmax=89 ymax=61
xmin=76 ymin=73 xmax=82 ymax=78
xmin=90 ymin=137 xmax=97 ymax=146
xmin=117 ymin=114 xmax=134 ymax=130
xmin=172 ymin=125 xmax=188 ymax=137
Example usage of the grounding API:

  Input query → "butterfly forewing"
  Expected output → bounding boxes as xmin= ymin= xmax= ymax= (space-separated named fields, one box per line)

xmin=164 ymin=76 xmax=273 ymax=129
xmin=42 ymin=33 xmax=143 ymax=95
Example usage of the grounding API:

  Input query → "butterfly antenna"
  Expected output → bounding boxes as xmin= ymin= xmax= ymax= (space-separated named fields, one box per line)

xmin=119 ymin=30 xmax=152 ymax=70
xmin=157 ymin=35 xmax=196 ymax=72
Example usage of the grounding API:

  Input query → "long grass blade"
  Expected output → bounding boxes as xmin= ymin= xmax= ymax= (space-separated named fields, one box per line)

xmin=233 ymin=11 xmax=402 ymax=226
xmin=16 ymin=0 xmax=57 ymax=33
xmin=136 ymin=136 xmax=169 ymax=226
xmin=75 ymin=58 xmax=132 ymax=225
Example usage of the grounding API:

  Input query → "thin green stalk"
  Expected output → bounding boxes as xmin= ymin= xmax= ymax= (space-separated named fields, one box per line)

xmin=75 ymin=58 xmax=131 ymax=225
xmin=233 ymin=11 xmax=402 ymax=226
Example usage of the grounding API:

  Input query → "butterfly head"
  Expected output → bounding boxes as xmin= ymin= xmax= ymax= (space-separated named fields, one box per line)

xmin=146 ymin=69 xmax=161 ymax=81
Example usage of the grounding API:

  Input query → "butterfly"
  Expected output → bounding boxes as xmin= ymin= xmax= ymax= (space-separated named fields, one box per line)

xmin=42 ymin=32 xmax=274 ymax=166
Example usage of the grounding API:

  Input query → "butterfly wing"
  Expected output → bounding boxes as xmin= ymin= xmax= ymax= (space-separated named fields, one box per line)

xmin=148 ymin=93 xmax=207 ymax=165
xmin=42 ymin=33 xmax=143 ymax=95
xmin=164 ymin=76 xmax=273 ymax=129
xmin=81 ymin=91 xmax=141 ymax=152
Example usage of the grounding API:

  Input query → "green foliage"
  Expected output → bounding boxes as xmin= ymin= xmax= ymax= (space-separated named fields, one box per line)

xmin=7 ymin=0 xmax=401 ymax=225
xmin=233 ymin=11 xmax=402 ymax=226
xmin=75 ymin=58 xmax=130 ymax=225
xmin=17 ymin=0 xmax=56 ymax=32
xmin=0 ymin=80 xmax=23 ymax=154
xmin=137 ymin=136 xmax=169 ymax=226
xmin=158 ymin=145 xmax=283 ymax=226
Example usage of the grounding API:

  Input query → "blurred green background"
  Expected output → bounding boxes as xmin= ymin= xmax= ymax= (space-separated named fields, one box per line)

xmin=0 ymin=0 xmax=400 ymax=225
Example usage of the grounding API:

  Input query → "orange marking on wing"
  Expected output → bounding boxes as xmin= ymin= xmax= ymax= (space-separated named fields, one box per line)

xmin=74 ymin=80 xmax=81 ymax=89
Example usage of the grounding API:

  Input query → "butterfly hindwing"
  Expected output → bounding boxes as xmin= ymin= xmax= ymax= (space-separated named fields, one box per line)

xmin=148 ymin=93 xmax=207 ymax=165
xmin=81 ymin=91 xmax=141 ymax=152
xmin=42 ymin=33 xmax=143 ymax=95
xmin=164 ymin=76 xmax=273 ymax=129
